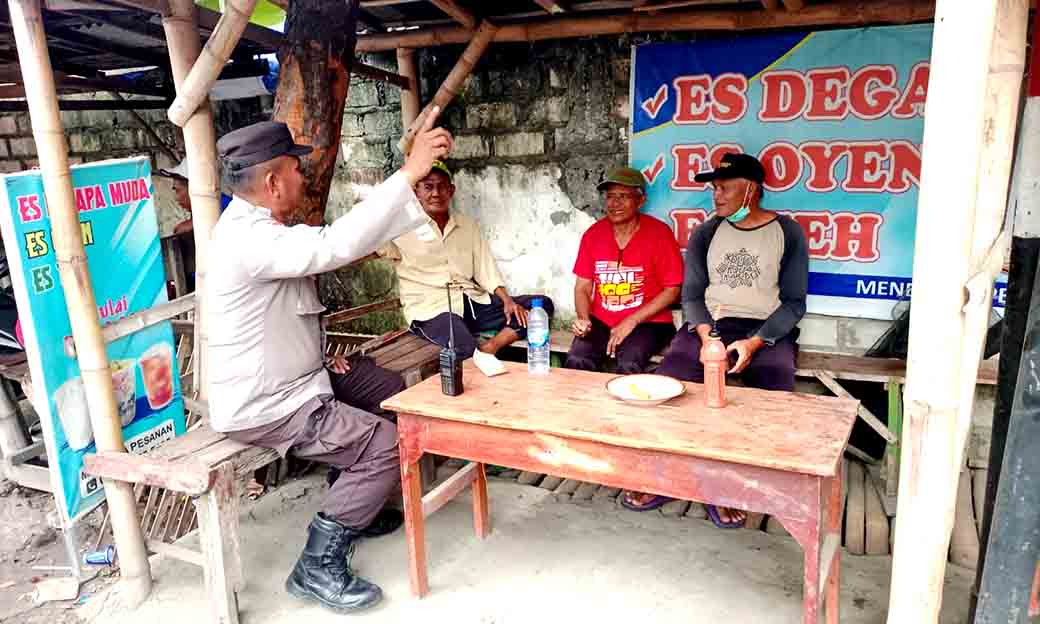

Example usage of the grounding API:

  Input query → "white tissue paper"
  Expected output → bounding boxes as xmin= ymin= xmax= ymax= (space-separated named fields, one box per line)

xmin=473 ymin=350 xmax=507 ymax=377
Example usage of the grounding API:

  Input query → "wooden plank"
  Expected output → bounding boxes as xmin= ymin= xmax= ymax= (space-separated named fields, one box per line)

xmin=539 ymin=475 xmax=564 ymax=490
xmin=195 ymin=462 xmax=240 ymax=623
xmin=422 ymin=461 xmax=478 ymax=517
xmin=971 ymin=468 xmax=987 ymax=537
xmin=472 ymin=463 xmax=490 ymax=539
xmin=532 ymin=0 xmax=565 ymax=14
xmin=147 ymin=538 xmax=204 ymax=567
xmin=845 ymin=460 xmax=866 ymax=555
xmin=949 ymin=470 xmax=980 ymax=569
xmin=84 ymin=451 xmax=213 ymax=495
xmin=401 ymin=453 xmax=428 ymax=597
xmin=7 ymin=440 xmax=45 ymax=464
xmin=385 ymin=361 xmax=858 ymax=477
xmin=324 ymin=299 xmax=401 ymax=325
xmin=102 ymin=293 xmax=196 ymax=343
xmin=517 ymin=471 xmax=544 ymax=486
xmin=815 ymin=371 xmax=896 ymax=443
xmin=864 ymin=471 xmax=889 ymax=555
xmin=399 ymin=413 xmax=824 ymax=525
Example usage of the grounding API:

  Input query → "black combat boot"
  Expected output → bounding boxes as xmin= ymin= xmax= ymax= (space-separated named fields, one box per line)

xmin=285 ymin=513 xmax=382 ymax=612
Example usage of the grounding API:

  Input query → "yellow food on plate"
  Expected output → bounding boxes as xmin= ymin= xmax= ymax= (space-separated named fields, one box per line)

xmin=627 ymin=383 xmax=653 ymax=400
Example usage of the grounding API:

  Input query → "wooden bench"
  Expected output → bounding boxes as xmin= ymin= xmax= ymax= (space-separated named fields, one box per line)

xmin=82 ymin=319 xmax=442 ymax=624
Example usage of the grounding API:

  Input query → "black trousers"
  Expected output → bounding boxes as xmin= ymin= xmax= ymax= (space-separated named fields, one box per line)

xmin=411 ymin=294 xmax=555 ymax=359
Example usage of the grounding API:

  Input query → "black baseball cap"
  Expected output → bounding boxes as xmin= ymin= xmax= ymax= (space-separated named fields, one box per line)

xmin=694 ymin=153 xmax=765 ymax=185
xmin=217 ymin=121 xmax=313 ymax=171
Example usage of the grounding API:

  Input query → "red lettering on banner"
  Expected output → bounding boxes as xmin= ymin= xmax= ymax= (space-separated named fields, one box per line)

xmin=672 ymin=144 xmax=742 ymax=190
xmin=671 ymin=145 xmax=709 ymax=190
xmin=892 ymin=62 xmax=930 ymax=118
xmin=107 ymin=177 xmax=151 ymax=206
xmin=788 ymin=211 xmax=834 ymax=257
xmin=830 ymin=212 xmax=884 ymax=261
xmin=801 ymin=141 xmax=850 ymax=192
xmin=842 ymin=141 xmax=890 ymax=193
xmin=673 ymin=74 xmax=748 ymax=124
xmin=712 ymin=74 xmax=749 ymax=123
xmin=759 ymin=142 xmax=802 ymax=191
xmin=805 ymin=67 xmax=851 ymax=120
xmin=888 ymin=141 xmax=922 ymax=193
xmin=673 ymin=76 xmax=712 ymax=124
xmin=17 ymin=194 xmax=43 ymax=223
xmin=849 ymin=65 xmax=900 ymax=120
xmin=759 ymin=70 xmax=808 ymax=122
xmin=782 ymin=211 xmax=883 ymax=262
xmin=670 ymin=209 xmax=709 ymax=248
xmin=75 ymin=184 xmax=107 ymax=212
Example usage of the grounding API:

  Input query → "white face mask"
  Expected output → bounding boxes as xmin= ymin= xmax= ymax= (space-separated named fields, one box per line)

xmin=725 ymin=182 xmax=754 ymax=224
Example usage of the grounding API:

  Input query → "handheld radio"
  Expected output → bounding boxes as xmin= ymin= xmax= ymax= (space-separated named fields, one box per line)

xmin=439 ymin=282 xmax=464 ymax=396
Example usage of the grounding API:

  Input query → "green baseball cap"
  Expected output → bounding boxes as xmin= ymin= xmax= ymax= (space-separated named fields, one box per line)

xmin=429 ymin=160 xmax=452 ymax=182
xmin=596 ymin=166 xmax=646 ymax=192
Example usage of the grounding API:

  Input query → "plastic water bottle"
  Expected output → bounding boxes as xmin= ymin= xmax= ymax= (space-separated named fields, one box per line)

xmin=527 ymin=298 xmax=550 ymax=375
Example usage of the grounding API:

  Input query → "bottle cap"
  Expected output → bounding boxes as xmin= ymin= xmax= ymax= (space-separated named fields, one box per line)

xmin=531 ymin=297 xmax=543 ymax=309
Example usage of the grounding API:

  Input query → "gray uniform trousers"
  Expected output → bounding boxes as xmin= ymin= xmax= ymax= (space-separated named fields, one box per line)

xmin=225 ymin=356 xmax=406 ymax=530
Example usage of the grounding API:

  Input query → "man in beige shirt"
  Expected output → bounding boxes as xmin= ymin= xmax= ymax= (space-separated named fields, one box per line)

xmin=206 ymin=114 xmax=452 ymax=613
xmin=380 ymin=160 xmax=553 ymax=357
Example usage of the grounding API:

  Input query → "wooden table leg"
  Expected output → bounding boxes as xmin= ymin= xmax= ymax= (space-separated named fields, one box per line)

xmin=823 ymin=471 xmax=842 ymax=624
xmin=472 ymin=463 xmax=489 ymax=539
xmin=400 ymin=448 xmax=428 ymax=597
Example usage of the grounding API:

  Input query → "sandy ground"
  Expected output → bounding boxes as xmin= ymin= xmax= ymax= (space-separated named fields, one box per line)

xmin=77 ymin=474 xmax=975 ymax=624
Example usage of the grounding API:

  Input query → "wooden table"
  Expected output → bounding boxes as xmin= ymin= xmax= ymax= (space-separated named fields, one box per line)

xmin=383 ymin=361 xmax=858 ymax=624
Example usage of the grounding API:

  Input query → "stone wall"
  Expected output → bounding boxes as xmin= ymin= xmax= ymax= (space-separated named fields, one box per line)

xmin=0 ymin=100 xmax=189 ymax=236
xmin=332 ymin=36 xmax=897 ymax=353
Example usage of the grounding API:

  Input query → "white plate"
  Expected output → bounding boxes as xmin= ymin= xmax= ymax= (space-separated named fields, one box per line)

xmin=605 ymin=374 xmax=686 ymax=406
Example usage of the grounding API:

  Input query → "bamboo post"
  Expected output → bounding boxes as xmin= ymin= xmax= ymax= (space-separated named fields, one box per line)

xmin=163 ymin=0 xmax=222 ymax=402
xmin=396 ymin=19 xmax=497 ymax=154
xmin=6 ymin=0 xmax=151 ymax=604
xmin=888 ymin=2 xmax=1028 ymax=622
xmin=396 ymin=48 xmax=420 ymax=128
xmin=165 ymin=0 xmax=258 ymax=127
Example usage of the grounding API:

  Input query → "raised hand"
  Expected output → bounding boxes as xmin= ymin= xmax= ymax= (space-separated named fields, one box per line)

xmin=403 ymin=106 xmax=454 ymax=185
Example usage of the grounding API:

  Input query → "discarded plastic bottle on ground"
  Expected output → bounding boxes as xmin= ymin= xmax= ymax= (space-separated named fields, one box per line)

xmin=527 ymin=298 xmax=550 ymax=375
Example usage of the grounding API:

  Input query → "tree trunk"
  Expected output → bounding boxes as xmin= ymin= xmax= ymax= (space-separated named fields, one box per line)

xmin=272 ymin=0 xmax=358 ymax=225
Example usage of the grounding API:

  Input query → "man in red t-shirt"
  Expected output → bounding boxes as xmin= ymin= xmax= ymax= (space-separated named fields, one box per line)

xmin=565 ymin=166 xmax=683 ymax=374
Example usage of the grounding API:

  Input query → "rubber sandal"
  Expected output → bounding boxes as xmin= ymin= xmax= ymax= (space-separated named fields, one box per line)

xmin=619 ymin=491 xmax=672 ymax=512
xmin=705 ymin=504 xmax=746 ymax=529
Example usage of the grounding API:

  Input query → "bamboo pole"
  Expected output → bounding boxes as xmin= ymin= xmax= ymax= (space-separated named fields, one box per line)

xmin=428 ymin=0 xmax=477 ymax=29
xmin=397 ymin=19 xmax=497 ymax=154
xmin=356 ymin=0 xmax=934 ymax=51
xmin=396 ymin=47 xmax=420 ymax=127
xmin=165 ymin=0 xmax=258 ymax=127
xmin=6 ymin=0 xmax=151 ymax=605
xmin=887 ymin=2 xmax=1028 ymax=622
xmin=163 ymin=0 xmax=222 ymax=403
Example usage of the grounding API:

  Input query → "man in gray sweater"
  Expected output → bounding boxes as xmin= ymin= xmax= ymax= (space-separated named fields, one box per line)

xmin=647 ymin=153 xmax=809 ymax=524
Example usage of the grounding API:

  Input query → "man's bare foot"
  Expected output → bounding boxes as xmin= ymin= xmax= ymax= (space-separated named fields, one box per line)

xmin=717 ymin=506 xmax=747 ymax=524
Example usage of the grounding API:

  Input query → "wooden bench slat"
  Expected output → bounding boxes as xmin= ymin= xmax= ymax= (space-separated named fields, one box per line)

xmin=149 ymin=426 xmax=229 ymax=462
xmin=84 ymin=451 xmax=214 ymax=495
xmin=382 ymin=343 xmax=442 ymax=374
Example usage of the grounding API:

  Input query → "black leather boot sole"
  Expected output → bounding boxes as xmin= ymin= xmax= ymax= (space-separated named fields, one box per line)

xmin=285 ymin=572 xmax=382 ymax=613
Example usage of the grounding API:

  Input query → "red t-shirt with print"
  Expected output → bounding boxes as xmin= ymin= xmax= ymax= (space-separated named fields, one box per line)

xmin=572 ymin=215 xmax=684 ymax=328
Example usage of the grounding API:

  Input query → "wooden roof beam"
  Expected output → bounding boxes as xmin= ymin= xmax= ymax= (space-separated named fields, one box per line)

xmin=533 ymin=0 xmax=566 ymax=13
xmin=781 ymin=0 xmax=804 ymax=10
xmin=428 ymin=0 xmax=477 ymax=29
xmin=357 ymin=0 xmax=936 ymax=51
